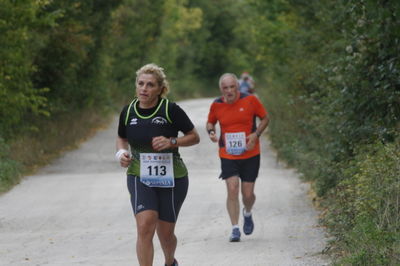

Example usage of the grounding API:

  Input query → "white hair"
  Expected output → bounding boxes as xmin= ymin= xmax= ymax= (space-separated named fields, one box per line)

xmin=218 ymin=73 xmax=240 ymax=88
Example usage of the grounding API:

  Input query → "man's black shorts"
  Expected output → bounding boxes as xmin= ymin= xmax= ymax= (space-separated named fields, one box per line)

xmin=219 ymin=154 xmax=260 ymax=182
xmin=127 ymin=175 xmax=188 ymax=223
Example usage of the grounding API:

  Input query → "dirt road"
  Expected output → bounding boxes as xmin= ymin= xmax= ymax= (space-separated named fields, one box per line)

xmin=0 ymin=98 xmax=329 ymax=265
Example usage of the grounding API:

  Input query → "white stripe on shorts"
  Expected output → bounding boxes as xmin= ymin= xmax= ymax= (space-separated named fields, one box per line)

xmin=171 ymin=188 xmax=176 ymax=222
xmin=134 ymin=177 xmax=138 ymax=214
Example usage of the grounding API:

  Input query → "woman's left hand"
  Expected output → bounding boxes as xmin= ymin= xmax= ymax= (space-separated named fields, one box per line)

xmin=152 ymin=136 xmax=172 ymax=151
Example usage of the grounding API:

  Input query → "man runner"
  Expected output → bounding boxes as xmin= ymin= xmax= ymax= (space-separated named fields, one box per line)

xmin=206 ymin=73 xmax=269 ymax=242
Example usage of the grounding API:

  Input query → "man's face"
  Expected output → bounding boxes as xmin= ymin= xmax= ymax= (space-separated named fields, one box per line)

xmin=220 ymin=76 xmax=238 ymax=104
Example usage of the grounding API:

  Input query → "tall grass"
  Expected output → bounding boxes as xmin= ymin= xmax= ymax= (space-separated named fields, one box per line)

xmin=0 ymin=108 xmax=113 ymax=193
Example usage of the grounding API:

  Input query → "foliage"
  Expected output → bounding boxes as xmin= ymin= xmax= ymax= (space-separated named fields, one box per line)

xmin=108 ymin=0 xmax=254 ymax=99
xmin=0 ymin=0 xmax=122 ymax=191
xmin=107 ymin=0 xmax=164 ymax=100
xmin=0 ymin=138 xmax=20 ymax=193
xmin=325 ymin=140 xmax=400 ymax=265
xmin=0 ymin=0 xmax=122 ymax=139
xmin=0 ymin=0 xmax=52 ymax=137
xmin=147 ymin=0 xmax=203 ymax=98
xmin=248 ymin=0 xmax=400 ymax=264
xmin=33 ymin=0 xmax=122 ymax=111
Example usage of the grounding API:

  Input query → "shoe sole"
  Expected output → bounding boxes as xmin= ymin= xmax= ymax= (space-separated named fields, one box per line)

xmin=243 ymin=230 xmax=253 ymax=235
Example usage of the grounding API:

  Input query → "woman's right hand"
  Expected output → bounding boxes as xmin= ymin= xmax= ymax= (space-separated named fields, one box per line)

xmin=119 ymin=152 xmax=132 ymax=168
xmin=116 ymin=149 xmax=132 ymax=168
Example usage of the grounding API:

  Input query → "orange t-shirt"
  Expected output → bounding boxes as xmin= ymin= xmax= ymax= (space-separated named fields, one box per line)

xmin=207 ymin=93 xmax=268 ymax=160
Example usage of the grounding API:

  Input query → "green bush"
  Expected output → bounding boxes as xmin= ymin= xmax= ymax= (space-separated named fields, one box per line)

xmin=0 ymin=0 xmax=52 ymax=138
xmin=250 ymin=1 xmax=400 ymax=263
xmin=326 ymin=140 xmax=400 ymax=265
xmin=0 ymin=138 xmax=20 ymax=193
xmin=0 ymin=0 xmax=121 ymax=192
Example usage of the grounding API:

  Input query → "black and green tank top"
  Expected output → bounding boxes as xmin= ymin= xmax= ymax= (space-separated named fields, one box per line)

xmin=119 ymin=98 xmax=190 ymax=178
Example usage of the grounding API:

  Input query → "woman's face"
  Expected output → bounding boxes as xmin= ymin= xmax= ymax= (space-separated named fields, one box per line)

xmin=136 ymin=73 xmax=162 ymax=107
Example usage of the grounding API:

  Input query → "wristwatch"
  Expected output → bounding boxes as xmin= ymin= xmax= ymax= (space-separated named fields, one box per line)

xmin=170 ymin=137 xmax=177 ymax=146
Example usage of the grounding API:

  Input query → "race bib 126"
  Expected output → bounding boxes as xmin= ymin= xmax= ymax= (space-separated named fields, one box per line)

xmin=225 ymin=132 xmax=246 ymax=155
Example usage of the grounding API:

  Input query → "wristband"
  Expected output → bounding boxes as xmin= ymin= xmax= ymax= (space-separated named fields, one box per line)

xmin=256 ymin=132 xmax=262 ymax=137
xmin=115 ymin=149 xmax=129 ymax=161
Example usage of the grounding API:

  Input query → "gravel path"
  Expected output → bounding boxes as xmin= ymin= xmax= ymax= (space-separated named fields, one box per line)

xmin=0 ymin=98 xmax=329 ymax=266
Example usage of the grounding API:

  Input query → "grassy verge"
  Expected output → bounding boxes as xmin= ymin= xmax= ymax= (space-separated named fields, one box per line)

xmin=0 ymin=138 xmax=21 ymax=193
xmin=0 ymin=108 xmax=113 ymax=194
xmin=323 ymin=140 xmax=400 ymax=265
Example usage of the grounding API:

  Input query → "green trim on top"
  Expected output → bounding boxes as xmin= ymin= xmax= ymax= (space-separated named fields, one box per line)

xmin=125 ymin=98 xmax=173 ymax=125
xmin=125 ymin=98 xmax=138 ymax=126
xmin=165 ymin=99 xmax=172 ymax=123
xmin=134 ymin=98 xmax=165 ymax=119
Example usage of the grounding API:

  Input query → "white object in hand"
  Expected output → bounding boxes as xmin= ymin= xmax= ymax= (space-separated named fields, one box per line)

xmin=115 ymin=149 xmax=130 ymax=161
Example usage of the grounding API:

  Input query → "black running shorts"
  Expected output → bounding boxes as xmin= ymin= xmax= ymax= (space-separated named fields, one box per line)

xmin=219 ymin=155 xmax=260 ymax=182
xmin=127 ymin=175 xmax=188 ymax=223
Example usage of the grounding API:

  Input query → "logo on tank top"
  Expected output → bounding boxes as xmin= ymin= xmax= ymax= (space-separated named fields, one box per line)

xmin=239 ymin=107 xmax=244 ymax=112
xmin=130 ymin=118 xmax=138 ymax=125
xmin=152 ymin=116 xmax=167 ymax=125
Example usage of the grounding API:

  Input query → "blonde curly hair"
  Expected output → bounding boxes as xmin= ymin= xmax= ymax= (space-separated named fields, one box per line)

xmin=136 ymin=63 xmax=170 ymax=97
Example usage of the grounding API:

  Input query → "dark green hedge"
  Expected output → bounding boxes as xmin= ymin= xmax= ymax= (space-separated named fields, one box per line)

xmin=246 ymin=0 xmax=399 ymax=264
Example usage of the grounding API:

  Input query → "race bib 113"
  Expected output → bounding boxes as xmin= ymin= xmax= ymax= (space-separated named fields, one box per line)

xmin=139 ymin=153 xmax=174 ymax=187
